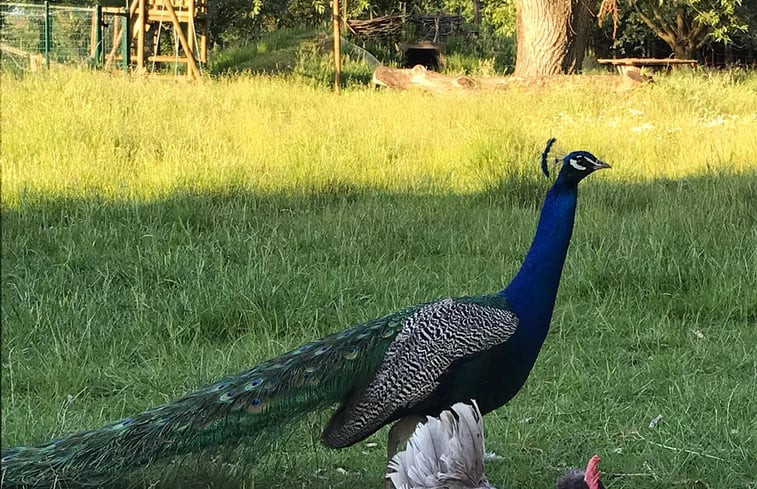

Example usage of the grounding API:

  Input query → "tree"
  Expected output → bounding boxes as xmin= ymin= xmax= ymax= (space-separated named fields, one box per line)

xmin=599 ymin=0 xmax=751 ymax=59
xmin=513 ymin=0 xmax=596 ymax=77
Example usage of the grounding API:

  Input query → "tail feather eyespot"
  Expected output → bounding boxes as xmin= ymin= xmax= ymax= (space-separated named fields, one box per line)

xmin=246 ymin=398 xmax=264 ymax=414
xmin=244 ymin=378 xmax=264 ymax=390
xmin=206 ymin=381 xmax=231 ymax=393
xmin=343 ymin=346 xmax=359 ymax=360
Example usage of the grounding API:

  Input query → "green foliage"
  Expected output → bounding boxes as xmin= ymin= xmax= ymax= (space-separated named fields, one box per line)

xmin=209 ymin=27 xmax=314 ymax=74
xmin=599 ymin=0 xmax=757 ymax=58
xmin=690 ymin=0 xmax=748 ymax=43
xmin=292 ymin=39 xmax=375 ymax=87
xmin=209 ymin=0 xmax=518 ymax=58
xmin=481 ymin=0 xmax=517 ymax=37
xmin=442 ymin=30 xmax=515 ymax=75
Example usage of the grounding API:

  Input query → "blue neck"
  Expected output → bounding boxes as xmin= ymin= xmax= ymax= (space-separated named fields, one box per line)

xmin=500 ymin=177 xmax=578 ymax=334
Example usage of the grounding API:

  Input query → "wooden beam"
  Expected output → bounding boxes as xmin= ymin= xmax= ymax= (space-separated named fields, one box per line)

xmin=145 ymin=9 xmax=194 ymax=21
xmin=186 ymin=0 xmax=195 ymax=78
xmin=199 ymin=24 xmax=207 ymax=62
xmin=148 ymin=54 xmax=192 ymax=62
xmin=0 ymin=42 xmax=31 ymax=58
xmin=161 ymin=0 xmax=201 ymax=79
xmin=597 ymin=57 xmax=697 ymax=66
xmin=90 ymin=9 xmax=97 ymax=57
xmin=136 ymin=0 xmax=145 ymax=69
xmin=104 ymin=15 xmax=121 ymax=68
xmin=332 ymin=0 xmax=341 ymax=94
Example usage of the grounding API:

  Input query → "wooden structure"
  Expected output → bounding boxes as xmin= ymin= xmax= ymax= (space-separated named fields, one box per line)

xmin=100 ymin=0 xmax=207 ymax=79
xmin=598 ymin=57 xmax=698 ymax=76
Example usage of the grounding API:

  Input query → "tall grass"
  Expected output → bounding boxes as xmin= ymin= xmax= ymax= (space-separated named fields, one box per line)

xmin=2 ymin=70 xmax=755 ymax=207
xmin=1 ymin=70 xmax=756 ymax=488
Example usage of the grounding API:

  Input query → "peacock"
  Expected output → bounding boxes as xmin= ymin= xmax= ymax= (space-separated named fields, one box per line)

xmin=386 ymin=401 xmax=606 ymax=489
xmin=1 ymin=139 xmax=610 ymax=487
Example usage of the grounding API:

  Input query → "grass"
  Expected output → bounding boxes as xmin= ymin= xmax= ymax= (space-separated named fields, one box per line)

xmin=1 ymin=69 xmax=756 ymax=488
xmin=209 ymin=27 xmax=317 ymax=75
xmin=209 ymin=28 xmax=376 ymax=86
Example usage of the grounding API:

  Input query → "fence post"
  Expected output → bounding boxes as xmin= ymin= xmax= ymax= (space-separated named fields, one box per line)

xmin=332 ymin=0 xmax=341 ymax=94
xmin=94 ymin=4 xmax=102 ymax=67
xmin=122 ymin=0 xmax=130 ymax=72
xmin=44 ymin=0 xmax=50 ymax=69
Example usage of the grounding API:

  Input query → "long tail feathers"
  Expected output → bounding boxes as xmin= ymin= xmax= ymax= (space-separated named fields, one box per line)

xmin=2 ymin=308 xmax=415 ymax=487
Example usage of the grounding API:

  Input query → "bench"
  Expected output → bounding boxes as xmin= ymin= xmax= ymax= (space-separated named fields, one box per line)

xmin=597 ymin=57 xmax=698 ymax=77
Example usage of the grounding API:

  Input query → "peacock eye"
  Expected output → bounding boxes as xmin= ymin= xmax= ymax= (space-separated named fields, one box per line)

xmin=568 ymin=157 xmax=587 ymax=171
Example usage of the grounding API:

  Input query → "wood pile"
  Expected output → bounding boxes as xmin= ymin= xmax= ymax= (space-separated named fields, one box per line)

xmin=408 ymin=14 xmax=464 ymax=42
xmin=346 ymin=13 xmax=465 ymax=43
xmin=347 ymin=15 xmax=404 ymax=41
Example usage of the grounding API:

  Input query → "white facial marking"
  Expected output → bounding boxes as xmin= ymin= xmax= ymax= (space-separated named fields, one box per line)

xmin=569 ymin=158 xmax=587 ymax=171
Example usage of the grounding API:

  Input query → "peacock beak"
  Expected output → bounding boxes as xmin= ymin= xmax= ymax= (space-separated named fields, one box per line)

xmin=592 ymin=160 xmax=611 ymax=170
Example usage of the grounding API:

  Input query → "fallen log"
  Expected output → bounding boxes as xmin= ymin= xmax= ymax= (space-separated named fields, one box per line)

xmin=372 ymin=65 xmax=518 ymax=93
xmin=372 ymin=64 xmax=647 ymax=92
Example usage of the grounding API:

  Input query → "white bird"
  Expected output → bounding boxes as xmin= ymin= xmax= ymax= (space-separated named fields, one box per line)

xmin=386 ymin=401 xmax=605 ymax=489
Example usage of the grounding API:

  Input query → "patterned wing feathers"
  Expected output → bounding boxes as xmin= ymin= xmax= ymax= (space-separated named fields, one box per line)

xmin=324 ymin=297 xmax=518 ymax=448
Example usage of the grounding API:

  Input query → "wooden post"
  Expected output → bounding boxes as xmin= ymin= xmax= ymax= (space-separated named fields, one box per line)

xmin=199 ymin=27 xmax=207 ymax=62
xmin=136 ymin=0 xmax=145 ymax=70
xmin=187 ymin=0 xmax=195 ymax=78
xmin=122 ymin=0 xmax=130 ymax=72
xmin=90 ymin=9 xmax=97 ymax=57
xmin=94 ymin=4 xmax=103 ymax=66
xmin=43 ymin=1 xmax=50 ymax=69
xmin=332 ymin=0 xmax=341 ymax=94
xmin=162 ymin=0 xmax=201 ymax=79
xmin=105 ymin=15 xmax=121 ymax=68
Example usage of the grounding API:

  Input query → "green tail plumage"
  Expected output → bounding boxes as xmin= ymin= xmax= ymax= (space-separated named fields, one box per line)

xmin=1 ymin=305 xmax=424 ymax=487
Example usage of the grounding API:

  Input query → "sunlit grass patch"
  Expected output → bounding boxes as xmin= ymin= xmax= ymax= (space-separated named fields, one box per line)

xmin=2 ymin=69 xmax=756 ymax=209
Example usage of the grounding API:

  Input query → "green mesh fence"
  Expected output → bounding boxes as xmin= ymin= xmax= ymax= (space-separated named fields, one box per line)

xmin=1 ymin=2 xmax=127 ymax=72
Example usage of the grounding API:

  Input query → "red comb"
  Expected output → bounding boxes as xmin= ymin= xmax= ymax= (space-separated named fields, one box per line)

xmin=583 ymin=455 xmax=602 ymax=489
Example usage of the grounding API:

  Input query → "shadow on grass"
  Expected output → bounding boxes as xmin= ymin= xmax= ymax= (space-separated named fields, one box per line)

xmin=2 ymin=171 xmax=755 ymax=488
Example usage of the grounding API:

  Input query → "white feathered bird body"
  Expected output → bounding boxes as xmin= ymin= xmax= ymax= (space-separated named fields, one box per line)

xmin=386 ymin=401 xmax=494 ymax=489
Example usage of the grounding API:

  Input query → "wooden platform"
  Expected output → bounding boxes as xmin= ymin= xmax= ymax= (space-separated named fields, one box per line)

xmin=598 ymin=57 xmax=698 ymax=76
xmin=101 ymin=0 xmax=207 ymax=79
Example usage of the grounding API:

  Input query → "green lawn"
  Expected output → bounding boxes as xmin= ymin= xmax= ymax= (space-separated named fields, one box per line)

xmin=1 ymin=69 xmax=756 ymax=488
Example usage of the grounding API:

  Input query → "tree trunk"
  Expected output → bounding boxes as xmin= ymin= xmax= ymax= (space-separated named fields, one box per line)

xmin=514 ymin=0 xmax=595 ymax=77
xmin=472 ymin=0 xmax=481 ymax=27
xmin=671 ymin=42 xmax=694 ymax=60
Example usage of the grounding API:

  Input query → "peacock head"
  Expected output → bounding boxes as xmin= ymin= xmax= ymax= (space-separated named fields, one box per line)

xmin=541 ymin=138 xmax=611 ymax=185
